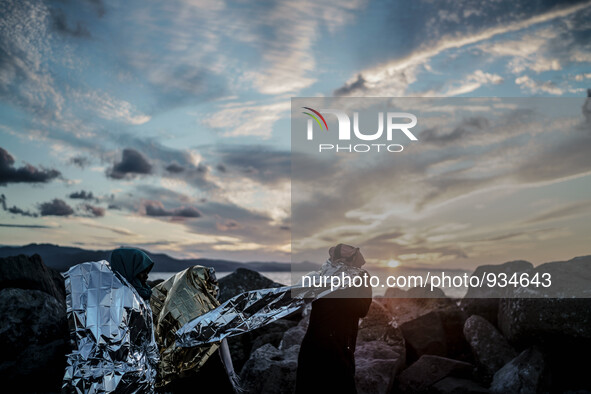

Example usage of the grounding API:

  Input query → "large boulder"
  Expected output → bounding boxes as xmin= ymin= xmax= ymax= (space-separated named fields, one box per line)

xmin=229 ymin=316 xmax=299 ymax=374
xmin=279 ymin=315 xmax=309 ymax=350
xmin=379 ymin=287 xmax=454 ymax=326
xmin=378 ymin=287 xmax=469 ymax=363
xmin=358 ymin=301 xmax=402 ymax=345
xmin=460 ymin=260 xmax=533 ymax=326
xmin=240 ymin=343 xmax=299 ymax=394
xmin=463 ymin=315 xmax=517 ymax=378
xmin=497 ymin=256 xmax=591 ymax=346
xmin=355 ymin=341 xmax=405 ymax=394
xmin=0 ymin=254 xmax=65 ymax=305
xmin=218 ymin=268 xmax=283 ymax=303
xmin=395 ymin=355 xmax=474 ymax=393
xmin=498 ymin=297 xmax=591 ymax=347
xmin=490 ymin=347 xmax=545 ymax=394
xmin=400 ymin=306 xmax=468 ymax=363
xmin=0 ymin=288 xmax=68 ymax=392
xmin=532 ymin=255 xmax=591 ymax=298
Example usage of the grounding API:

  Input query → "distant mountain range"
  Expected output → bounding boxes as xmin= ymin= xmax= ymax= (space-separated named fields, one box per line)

xmin=0 ymin=243 xmax=321 ymax=273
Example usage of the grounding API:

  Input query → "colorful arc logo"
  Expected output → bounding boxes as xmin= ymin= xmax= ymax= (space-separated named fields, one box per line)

xmin=302 ymin=107 xmax=328 ymax=131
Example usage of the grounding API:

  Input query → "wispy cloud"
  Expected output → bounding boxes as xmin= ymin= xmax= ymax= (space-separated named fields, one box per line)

xmin=523 ymin=200 xmax=591 ymax=224
xmin=71 ymin=90 xmax=151 ymax=125
xmin=334 ymin=1 xmax=591 ymax=96
xmin=203 ymin=101 xmax=290 ymax=138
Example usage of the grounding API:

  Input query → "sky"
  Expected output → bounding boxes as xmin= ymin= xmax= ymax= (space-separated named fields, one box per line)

xmin=0 ymin=0 xmax=590 ymax=269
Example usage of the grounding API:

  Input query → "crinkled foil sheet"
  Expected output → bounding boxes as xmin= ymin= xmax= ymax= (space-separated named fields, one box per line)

xmin=62 ymin=261 xmax=159 ymax=393
xmin=176 ymin=261 xmax=365 ymax=347
xmin=150 ymin=266 xmax=221 ymax=388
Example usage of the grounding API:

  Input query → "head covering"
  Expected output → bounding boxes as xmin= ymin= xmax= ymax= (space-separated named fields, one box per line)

xmin=110 ymin=248 xmax=154 ymax=300
xmin=328 ymin=243 xmax=366 ymax=268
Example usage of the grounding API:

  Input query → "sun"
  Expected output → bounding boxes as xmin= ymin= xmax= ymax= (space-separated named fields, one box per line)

xmin=387 ymin=259 xmax=401 ymax=268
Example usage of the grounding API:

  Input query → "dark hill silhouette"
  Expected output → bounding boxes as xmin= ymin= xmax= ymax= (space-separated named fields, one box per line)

xmin=0 ymin=243 xmax=320 ymax=273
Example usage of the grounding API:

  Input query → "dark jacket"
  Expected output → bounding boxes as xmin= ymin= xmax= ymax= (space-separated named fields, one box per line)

xmin=296 ymin=282 xmax=372 ymax=394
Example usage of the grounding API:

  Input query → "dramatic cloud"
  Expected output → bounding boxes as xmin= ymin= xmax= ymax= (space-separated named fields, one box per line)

xmin=7 ymin=205 xmax=38 ymax=217
xmin=69 ymin=156 xmax=90 ymax=168
xmin=143 ymin=201 xmax=201 ymax=218
xmin=68 ymin=190 xmax=95 ymax=200
xmin=80 ymin=203 xmax=105 ymax=217
xmin=0 ymin=194 xmax=38 ymax=217
xmin=0 ymin=147 xmax=61 ymax=185
xmin=291 ymin=97 xmax=591 ymax=265
xmin=107 ymin=148 xmax=153 ymax=179
xmin=165 ymin=163 xmax=184 ymax=173
xmin=39 ymin=198 xmax=74 ymax=216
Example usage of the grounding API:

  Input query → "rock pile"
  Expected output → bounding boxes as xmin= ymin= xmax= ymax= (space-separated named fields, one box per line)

xmin=1 ymin=254 xmax=590 ymax=393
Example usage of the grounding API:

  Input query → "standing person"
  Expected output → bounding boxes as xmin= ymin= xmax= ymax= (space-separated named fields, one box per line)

xmin=62 ymin=248 xmax=159 ymax=393
xmin=110 ymin=247 xmax=154 ymax=300
xmin=296 ymin=244 xmax=373 ymax=394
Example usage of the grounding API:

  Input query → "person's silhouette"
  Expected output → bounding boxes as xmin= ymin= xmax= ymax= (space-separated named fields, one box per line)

xmin=296 ymin=244 xmax=372 ymax=394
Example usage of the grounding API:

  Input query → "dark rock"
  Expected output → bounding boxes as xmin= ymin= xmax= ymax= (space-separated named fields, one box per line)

xmin=400 ymin=306 xmax=468 ymax=363
xmin=279 ymin=315 xmax=308 ymax=350
xmin=463 ymin=315 xmax=516 ymax=378
xmin=240 ymin=343 xmax=299 ymax=394
xmin=464 ymin=260 xmax=533 ymax=299
xmin=218 ymin=268 xmax=283 ymax=303
xmin=356 ymin=357 xmax=402 ymax=394
xmin=495 ymin=256 xmax=591 ymax=347
xmin=490 ymin=347 xmax=545 ymax=394
xmin=431 ymin=377 xmax=489 ymax=393
xmin=0 ymin=288 xmax=68 ymax=392
xmin=355 ymin=341 xmax=405 ymax=394
xmin=459 ymin=260 xmax=533 ymax=327
xmin=358 ymin=301 xmax=402 ymax=346
xmin=532 ymin=255 xmax=591 ymax=298
xmin=459 ymin=298 xmax=500 ymax=327
xmin=498 ymin=297 xmax=591 ymax=347
xmin=0 ymin=254 xmax=65 ymax=305
xmin=407 ymin=286 xmax=448 ymax=298
xmin=395 ymin=355 xmax=474 ymax=393
xmin=380 ymin=287 xmax=454 ymax=326
xmin=229 ymin=318 xmax=298 ymax=373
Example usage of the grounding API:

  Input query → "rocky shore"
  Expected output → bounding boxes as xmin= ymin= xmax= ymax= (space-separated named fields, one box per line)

xmin=1 ymin=254 xmax=590 ymax=393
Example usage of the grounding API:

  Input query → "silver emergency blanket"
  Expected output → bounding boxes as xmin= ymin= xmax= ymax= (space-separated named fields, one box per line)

xmin=176 ymin=261 xmax=365 ymax=347
xmin=150 ymin=266 xmax=221 ymax=388
xmin=62 ymin=261 xmax=159 ymax=393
